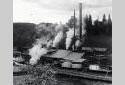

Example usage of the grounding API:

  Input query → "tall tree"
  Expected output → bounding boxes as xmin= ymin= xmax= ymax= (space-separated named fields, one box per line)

xmin=103 ymin=14 xmax=106 ymax=23
xmin=84 ymin=15 xmax=89 ymax=34
xmin=102 ymin=14 xmax=108 ymax=34
xmin=88 ymin=15 xmax=92 ymax=26
xmin=107 ymin=14 xmax=112 ymax=36
xmin=108 ymin=14 xmax=112 ymax=23
xmin=88 ymin=14 xmax=93 ymax=34
xmin=93 ymin=18 xmax=100 ymax=35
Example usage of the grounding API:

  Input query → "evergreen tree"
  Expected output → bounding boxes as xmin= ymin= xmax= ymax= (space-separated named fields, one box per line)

xmin=84 ymin=15 xmax=89 ymax=34
xmin=102 ymin=14 xmax=108 ymax=34
xmin=88 ymin=15 xmax=92 ymax=26
xmin=107 ymin=14 xmax=112 ymax=36
xmin=93 ymin=19 xmax=99 ymax=35
xmin=88 ymin=14 xmax=93 ymax=34
xmin=103 ymin=14 xmax=106 ymax=23
xmin=108 ymin=14 xmax=112 ymax=23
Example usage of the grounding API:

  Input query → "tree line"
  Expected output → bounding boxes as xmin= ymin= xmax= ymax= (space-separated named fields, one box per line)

xmin=67 ymin=14 xmax=112 ymax=36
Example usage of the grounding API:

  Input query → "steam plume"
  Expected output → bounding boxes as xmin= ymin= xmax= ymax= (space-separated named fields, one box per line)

xmin=29 ymin=24 xmax=67 ymax=65
xmin=52 ymin=25 xmax=68 ymax=48
xmin=66 ymin=28 xmax=74 ymax=50
xmin=66 ymin=17 xmax=86 ymax=50
xmin=52 ymin=31 xmax=64 ymax=48
xmin=75 ymin=39 xmax=81 ymax=49
xmin=29 ymin=43 xmax=48 ymax=65
xmin=46 ymin=40 xmax=53 ymax=49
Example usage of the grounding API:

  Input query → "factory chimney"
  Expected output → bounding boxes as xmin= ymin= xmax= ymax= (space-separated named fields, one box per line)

xmin=73 ymin=9 xmax=76 ymax=51
xmin=79 ymin=3 xmax=82 ymax=51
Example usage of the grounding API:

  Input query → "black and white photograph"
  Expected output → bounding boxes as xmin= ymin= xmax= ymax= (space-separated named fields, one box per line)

xmin=13 ymin=0 xmax=112 ymax=85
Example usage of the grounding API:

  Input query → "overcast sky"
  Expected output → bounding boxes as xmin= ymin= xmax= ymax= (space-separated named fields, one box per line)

xmin=13 ymin=0 xmax=112 ymax=24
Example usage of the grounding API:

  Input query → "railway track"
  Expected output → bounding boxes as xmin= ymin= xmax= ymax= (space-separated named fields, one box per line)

xmin=54 ymin=68 xmax=112 ymax=82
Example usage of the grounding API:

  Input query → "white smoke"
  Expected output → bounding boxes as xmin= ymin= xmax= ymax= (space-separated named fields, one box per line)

xmin=46 ymin=40 xmax=53 ymax=49
xmin=65 ymin=17 xmax=86 ymax=50
xmin=29 ymin=24 xmax=67 ymax=65
xmin=29 ymin=43 xmax=48 ymax=65
xmin=52 ymin=24 xmax=66 ymax=48
xmin=75 ymin=39 xmax=81 ymax=49
xmin=66 ymin=28 xmax=74 ymax=50
xmin=28 ymin=20 xmax=86 ymax=65
xmin=52 ymin=31 xmax=64 ymax=48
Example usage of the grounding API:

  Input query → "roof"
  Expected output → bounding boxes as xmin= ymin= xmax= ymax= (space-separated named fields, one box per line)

xmin=82 ymin=47 xmax=107 ymax=52
xmin=64 ymin=52 xmax=84 ymax=61
xmin=13 ymin=51 xmax=21 ymax=55
xmin=45 ymin=50 xmax=71 ymax=59
xmin=13 ymin=57 xmax=24 ymax=62
xmin=82 ymin=47 xmax=93 ymax=51
xmin=94 ymin=48 xmax=107 ymax=51
xmin=72 ymin=59 xmax=86 ymax=63
xmin=45 ymin=50 xmax=85 ymax=61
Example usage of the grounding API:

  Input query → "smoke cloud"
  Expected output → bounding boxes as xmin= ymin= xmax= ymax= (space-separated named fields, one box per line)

xmin=65 ymin=17 xmax=86 ymax=50
xmin=28 ymin=19 xmax=87 ymax=65
xmin=29 ymin=23 xmax=56 ymax=65
xmin=29 ymin=43 xmax=48 ymax=65
xmin=52 ymin=25 xmax=68 ymax=48
xmin=29 ymin=24 xmax=68 ymax=65
xmin=52 ymin=31 xmax=64 ymax=48
xmin=66 ymin=28 xmax=74 ymax=50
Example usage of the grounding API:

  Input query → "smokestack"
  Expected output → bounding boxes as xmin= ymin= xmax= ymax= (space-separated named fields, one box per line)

xmin=74 ymin=9 xmax=76 ymax=38
xmin=79 ymin=3 xmax=82 ymax=51
xmin=73 ymin=9 xmax=76 ymax=50
xmin=79 ymin=3 xmax=82 ymax=41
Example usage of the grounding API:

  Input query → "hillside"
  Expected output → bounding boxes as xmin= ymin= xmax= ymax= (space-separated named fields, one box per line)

xmin=13 ymin=23 xmax=37 ymax=51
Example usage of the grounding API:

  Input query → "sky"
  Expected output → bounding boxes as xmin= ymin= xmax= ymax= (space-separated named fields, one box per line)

xmin=13 ymin=0 xmax=112 ymax=24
